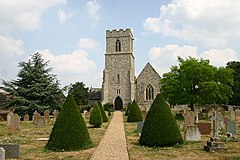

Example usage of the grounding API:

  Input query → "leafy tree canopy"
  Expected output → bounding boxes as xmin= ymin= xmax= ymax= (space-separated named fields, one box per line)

xmin=64 ymin=82 xmax=89 ymax=106
xmin=0 ymin=52 xmax=64 ymax=116
xmin=160 ymin=57 xmax=234 ymax=110
xmin=226 ymin=61 xmax=240 ymax=106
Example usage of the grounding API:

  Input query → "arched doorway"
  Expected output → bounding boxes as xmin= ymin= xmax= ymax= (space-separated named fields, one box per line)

xmin=114 ymin=96 xmax=123 ymax=110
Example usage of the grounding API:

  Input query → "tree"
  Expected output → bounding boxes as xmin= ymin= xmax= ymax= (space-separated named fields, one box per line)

xmin=0 ymin=52 xmax=64 ymax=116
xmin=66 ymin=82 xmax=89 ymax=106
xmin=89 ymin=102 xmax=102 ymax=128
xmin=45 ymin=94 xmax=92 ymax=151
xmin=139 ymin=94 xmax=183 ymax=147
xmin=227 ymin=61 xmax=240 ymax=106
xmin=97 ymin=101 xmax=108 ymax=122
xmin=160 ymin=57 xmax=234 ymax=110
xmin=127 ymin=100 xmax=143 ymax=122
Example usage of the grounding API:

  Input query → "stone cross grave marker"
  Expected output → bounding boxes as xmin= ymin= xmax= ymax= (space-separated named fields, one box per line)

xmin=37 ymin=116 xmax=45 ymax=128
xmin=44 ymin=110 xmax=50 ymax=123
xmin=23 ymin=113 xmax=29 ymax=121
xmin=184 ymin=111 xmax=195 ymax=130
xmin=9 ymin=113 xmax=20 ymax=131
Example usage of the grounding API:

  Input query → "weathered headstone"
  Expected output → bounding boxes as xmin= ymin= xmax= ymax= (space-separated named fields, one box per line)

xmin=229 ymin=110 xmax=236 ymax=121
xmin=37 ymin=116 xmax=45 ymax=128
xmin=23 ymin=113 xmax=29 ymax=121
xmin=0 ymin=147 xmax=5 ymax=160
xmin=7 ymin=112 xmax=13 ymax=125
xmin=137 ymin=121 xmax=144 ymax=134
xmin=184 ymin=125 xmax=201 ymax=141
xmin=9 ymin=113 xmax=20 ymax=131
xmin=226 ymin=120 xmax=237 ymax=135
xmin=196 ymin=122 xmax=211 ymax=135
xmin=0 ymin=144 xmax=20 ymax=159
xmin=44 ymin=110 xmax=50 ymax=123
xmin=184 ymin=111 xmax=195 ymax=130
xmin=53 ymin=110 xmax=59 ymax=123
xmin=33 ymin=111 xmax=41 ymax=125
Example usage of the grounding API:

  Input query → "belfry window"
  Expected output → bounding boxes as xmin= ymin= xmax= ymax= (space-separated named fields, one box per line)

xmin=116 ymin=39 xmax=121 ymax=52
xmin=146 ymin=84 xmax=154 ymax=100
xmin=117 ymin=74 xmax=120 ymax=84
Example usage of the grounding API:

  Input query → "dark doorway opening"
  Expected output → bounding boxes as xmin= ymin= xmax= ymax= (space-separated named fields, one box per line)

xmin=114 ymin=96 xmax=123 ymax=110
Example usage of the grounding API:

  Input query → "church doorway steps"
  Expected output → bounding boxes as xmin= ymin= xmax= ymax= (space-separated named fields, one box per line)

xmin=114 ymin=96 xmax=123 ymax=110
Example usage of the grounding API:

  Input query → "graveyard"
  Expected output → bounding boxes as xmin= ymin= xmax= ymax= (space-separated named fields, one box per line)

xmin=1 ymin=105 xmax=240 ymax=159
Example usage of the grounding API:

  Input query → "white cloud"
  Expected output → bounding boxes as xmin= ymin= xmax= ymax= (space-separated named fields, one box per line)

xmin=143 ymin=0 xmax=240 ymax=48
xmin=0 ymin=35 xmax=24 ymax=57
xmin=78 ymin=38 xmax=99 ymax=49
xmin=58 ymin=10 xmax=73 ymax=24
xmin=148 ymin=44 xmax=239 ymax=76
xmin=0 ymin=0 xmax=66 ymax=31
xmin=39 ymin=50 xmax=99 ymax=87
xmin=86 ymin=0 xmax=100 ymax=21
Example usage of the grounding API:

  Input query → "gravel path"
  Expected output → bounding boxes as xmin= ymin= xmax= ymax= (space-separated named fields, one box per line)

xmin=90 ymin=111 xmax=129 ymax=160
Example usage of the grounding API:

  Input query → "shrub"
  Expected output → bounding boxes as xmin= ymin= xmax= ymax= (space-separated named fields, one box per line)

xmin=89 ymin=102 xmax=103 ymax=128
xmin=104 ymin=102 xmax=114 ymax=112
xmin=97 ymin=102 xmax=108 ymax=122
xmin=127 ymin=100 xmax=143 ymax=122
xmin=45 ymin=94 xmax=92 ymax=151
xmin=139 ymin=94 xmax=183 ymax=147
xmin=125 ymin=103 xmax=132 ymax=116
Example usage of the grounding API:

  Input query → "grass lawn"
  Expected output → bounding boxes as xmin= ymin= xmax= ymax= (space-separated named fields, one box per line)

xmin=0 ymin=114 xmax=112 ymax=160
xmin=124 ymin=115 xmax=240 ymax=160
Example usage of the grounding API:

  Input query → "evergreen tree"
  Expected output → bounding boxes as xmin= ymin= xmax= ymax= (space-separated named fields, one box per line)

xmin=89 ymin=102 xmax=102 ymax=128
xmin=127 ymin=100 xmax=143 ymax=122
xmin=139 ymin=94 xmax=183 ymax=147
xmin=0 ymin=52 xmax=64 ymax=116
xmin=97 ymin=102 xmax=108 ymax=122
xmin=45 ymin=94 xmax=92 ymax=151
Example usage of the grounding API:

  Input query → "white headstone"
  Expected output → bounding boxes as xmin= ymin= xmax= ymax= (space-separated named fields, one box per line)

xmin=184 ymin=125 xmax=201 ymax=141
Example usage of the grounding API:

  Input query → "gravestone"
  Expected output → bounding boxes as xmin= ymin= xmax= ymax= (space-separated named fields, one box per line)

xmin=44 ymin=110 xmax=50 ymax=123
xmin=184 ymin=111 xmax=195 ymax=130
xmin=137 ymin=121 xmax=144 ymax=134
xmin=37 ymin=117 xmax=45 ymax=128
xmin=0 ymin=144 xmax=20 ymax=159
xmin=7 ymin=112 xmax=13 ymax=125
xmin=9 ymin=113 xmax=20 ymax=131
xmin=184 ymin=125 xmax=201 ymax=141
xmin=229 ymin=110 xmax=236 ymax=121
xmin=53 ymin=110 xmax=59 ymax=123
xmin=196 ymin=122 xmax=211 ymax=135
xmin=23 ymin=114 xmax=29 ymax=121
xmin=226 ymin=120 xmax=237 ymax=135
xmin=0 ymin=147 xmax=5 ymax=160
xmin=33 ymin=111 xmax=41 ymax=125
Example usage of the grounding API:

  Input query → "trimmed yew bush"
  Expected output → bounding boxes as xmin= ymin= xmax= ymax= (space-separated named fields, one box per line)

xmin=139 ymin=94 xmax=183 ymax=147
xmin=97 ymin=102 xmax=108 ymax=122
xmin=45 ymin=94 xmax=92 ymax=151
xmin=89 ymin=102 xmax=103 ymax=127
xmin=127 ymin=100 xmax=143 ymax=122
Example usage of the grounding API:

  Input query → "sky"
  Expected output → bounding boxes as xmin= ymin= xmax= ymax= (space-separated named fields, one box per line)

xmin=0 ymin=0 xmax=240 ymax=88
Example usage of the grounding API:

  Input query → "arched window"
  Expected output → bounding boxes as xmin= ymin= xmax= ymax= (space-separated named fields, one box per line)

xmin=117 ymin=74 xmax=120 ymax=84
xmin=116 ymin=39 xmax=121 ymax=52
xmin=146 ymin=84 xmax=154 ymax=100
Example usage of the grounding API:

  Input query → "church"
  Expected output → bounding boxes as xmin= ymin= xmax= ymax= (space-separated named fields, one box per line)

xmin=101 ymin=29 xmax=161 ymax=111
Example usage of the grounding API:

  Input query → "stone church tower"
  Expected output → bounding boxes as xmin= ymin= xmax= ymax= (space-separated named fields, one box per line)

xmin=102 ymin=29 xmax=136 ymax=110
xmin=102 ymin=29 xmax=161 ymax=111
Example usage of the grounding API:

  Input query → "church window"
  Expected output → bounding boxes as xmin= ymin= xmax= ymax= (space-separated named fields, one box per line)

xmin=116 ymin=39 xmax=121 ymax=52
xmin=146 ymin=84 xmax=154 ymax=100
xmin=117 ymin=89 xmax=120 ymax=94
xmin=117 ymin=74 xmax=120 ymax=84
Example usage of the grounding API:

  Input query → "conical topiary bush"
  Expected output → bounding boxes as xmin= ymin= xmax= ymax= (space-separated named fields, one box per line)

xmin=45 ymin=94 xmax=92 ymax=151
xmin=97 ymin=102 xmax=108 ymax=122
xmin=89 ymin=102 xmax=103 ymax=128
xmin=139 ymin=94 xmax=183 ymax=147
xmin=127 ymin=100 xmax=143 ymax=122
